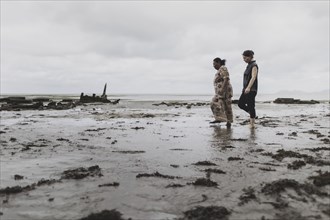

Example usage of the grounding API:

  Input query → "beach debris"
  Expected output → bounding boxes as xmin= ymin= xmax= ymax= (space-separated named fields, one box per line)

xmin=0 ymin=185 xmax=34 ymax=195
xmin=136 ymin=172 xmax=181 ymax=179
xmin=261 ymin=179 xmax=328 ymax=197
xmin=80 ymin=209 xmax=129 ymax=220
xmin=98 ymin=182 xmax=120 ymax=187
xmin=308 ymin=171 xmax=330 ymax=187
xmin=238 ymin=187 xmax=257 ymax=206
xmin=0 ymin=178 xmax=60 ymax=195
xmin=152 ymin=101 xmax=209 ymax=108
xmin=287 ymin=160 xmax=306 ymax=170
xmin=170 ymin=164 xmax=180 ymax=168
xmin=0 ymin=97 xmax=77 ymax=111
xmin=190 ymin=178 xmax=218 ymax=187
xmin=304 ymin=147 xmax=330 ymax=152
xmin=221 ymin=145 xmax=235 ymax=150
xmin=131 ymin=126 xmax=145 ymax=130
xmin=263 ymin=149 xmax=311 ymax=161
xmin=61 ymin=165 xmax=102 ymax=180
xmin=85 ymin=128 xmax=107 ymax=132
xmin=230 ymin=138 xmax=248 ymax=141
xmin=259 ymin=167 xmax=276 ymax=172
xmin=9 ymin=138 xmax=17 ymax=142
xmin=192 ymin=161 xmax=217 ymax=166
xmin=263 ymin=149 xmax=330 ymax=166
xmin=56 ymin=138 xmax=70 ymax=142
xmin=228 ymin=157 xmax=244 ymax=161
xmin=321 ymin=138 xmax=330 ymax=144
xmin=274 ymin=98 xmax=319 ymax=104
xmin=111 ymin=150 xmax=145 ymax=154
xmin=180 ymin=206 xmax=230 ymax=220
xmin=203 ymin=168 xmax=226 ymax=174
xmin=14 ymin=175 xmax=24 ymax=180
xmin=289 ymin=132 xmax=298 ymax=137
xmin=169 ymin=148 xmax=192 ymax=151
xmin=166 ymin=183 xmax=185 ymax=188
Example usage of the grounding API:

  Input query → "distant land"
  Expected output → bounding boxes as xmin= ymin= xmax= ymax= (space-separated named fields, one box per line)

xmin=0 ymin=90 xmax=329 ymax=101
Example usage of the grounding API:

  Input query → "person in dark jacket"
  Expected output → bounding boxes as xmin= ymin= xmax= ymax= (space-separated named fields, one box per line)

xmin=238 ymin=50 xmax=258 ymax=128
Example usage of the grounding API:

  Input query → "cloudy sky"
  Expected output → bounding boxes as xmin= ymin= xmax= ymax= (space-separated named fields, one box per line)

xmin=1 ymin=0 xmax=329 ymax=95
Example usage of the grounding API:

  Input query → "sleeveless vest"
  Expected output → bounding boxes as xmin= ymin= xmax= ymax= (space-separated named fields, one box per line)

xmin=243 ymin=60 xmax=258 ymax=93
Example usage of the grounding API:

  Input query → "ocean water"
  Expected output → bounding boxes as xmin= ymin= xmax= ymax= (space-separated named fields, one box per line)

xmin=1 ymin=93 xmax=328 ymax=103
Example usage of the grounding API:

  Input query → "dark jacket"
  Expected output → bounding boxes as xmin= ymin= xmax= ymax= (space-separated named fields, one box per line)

xmin=243 ymin=60 xmax=258 ymax=93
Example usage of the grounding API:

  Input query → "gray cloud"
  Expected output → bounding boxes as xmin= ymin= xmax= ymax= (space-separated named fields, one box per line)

xmin=1 ymin=1 xmax=329 ymax=95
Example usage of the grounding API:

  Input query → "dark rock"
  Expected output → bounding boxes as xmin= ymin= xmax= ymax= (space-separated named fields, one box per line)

xmin=261 ymin=179 xmax=300 ymax=195
xmin=131 ymin=127 xmax=145 ymax=130
xmin=9 ymin=138 xmax=17 ymax=142
xmin=80 ymin=209 xmax=127 ymax=220
xmin=228 ymin=157 xmax=244 ymax=161
xmin=204 ymin=168 xmax=226 ymax=174
xmin=166 ymin=183 xmax=185 ymax=188
xmin=259 ymin=167 xmax=276 ymax=172
xmin=239 ymin=187 xmax=257 ymax=206
xmin=0 ymin=185 xmax=35 ymax=195
xmin=112 ymin=150 xmax=145 ymax=154
xmin=191 ymin=178 xmax=218 ymax=187
xmin=85 ymin=128 xmax=106 ymax=132
xmin=261 ymin=179 xmax=328 ymax=197
xmin=192 ymin=161 xmax=217 ymax=166
xmin=37 ymin=178 xmax=61 ymax=186
xmin=287 ymin=160 xmax=306 ymax=170
xmin=61 ymin=165 xmax=102 ymax=180
xmin=56 ymin=138 xmax=70 ymax=142
xmin=98 ymin=182 xmax=120 ymax=187
xmin=180 ymin=206 xmax=230 ymax=220
xmin=308 ymin=171 xmax=330 ymax=187
xmin=266 ymin=149 xmax=311 ymax=161
xmin=136 ymin=171 xmax=181 ymax=179
xmin=230 ymin=138 xmax=248 ymax=141
xmin=306 ymin=147 xmax=330 ymax=152
xmin=170 ymin=164 xmax=180 ymax=168
xmin=274 ymin=98 xmax=319 ymax=104
xmin=14 ymin=174 xmax=24 ymax=180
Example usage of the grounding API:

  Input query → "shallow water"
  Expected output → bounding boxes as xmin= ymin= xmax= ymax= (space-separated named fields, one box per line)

xmin=0 ymin=99 xmax=329 ymax=220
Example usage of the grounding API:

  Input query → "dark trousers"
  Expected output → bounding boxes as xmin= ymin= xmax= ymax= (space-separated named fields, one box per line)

xmin=238 ymin=91 xmax=257 ymax=118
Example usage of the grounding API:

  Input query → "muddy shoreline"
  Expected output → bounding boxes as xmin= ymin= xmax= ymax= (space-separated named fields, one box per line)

xmin=0 ymin=101 xmax=329 ymax=219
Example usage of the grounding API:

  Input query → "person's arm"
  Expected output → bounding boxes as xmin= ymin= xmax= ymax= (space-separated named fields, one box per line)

xmin=220 ymin=67 xmax=229 ymax=93
xmin=244 ymin=66 xmax=258 ymax=94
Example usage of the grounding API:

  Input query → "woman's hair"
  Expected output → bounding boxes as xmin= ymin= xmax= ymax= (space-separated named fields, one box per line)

xmin=213 ymin=57 xmax=226 ymax=66
xmin=242 ymin=50 xmax=254 ymax=58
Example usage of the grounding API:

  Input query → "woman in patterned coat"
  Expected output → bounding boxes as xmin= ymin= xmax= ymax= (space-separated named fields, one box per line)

xmin=210 ymin=57 xmax=233 ymax=127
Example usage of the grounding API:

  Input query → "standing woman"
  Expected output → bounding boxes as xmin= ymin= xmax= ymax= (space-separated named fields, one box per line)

xmin=210 ymin=57 xmax=233 ymax=128
xmin=238 ymin=50 xmax=259 ymax=128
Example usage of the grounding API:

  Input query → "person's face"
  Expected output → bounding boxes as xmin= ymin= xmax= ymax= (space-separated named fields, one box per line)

xmin=213 ymin=61 xmax=220 ymax=70
xmin=243 ymin=55 xmax=252 ymax=63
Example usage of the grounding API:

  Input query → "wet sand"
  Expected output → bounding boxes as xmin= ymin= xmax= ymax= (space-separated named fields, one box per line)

xmin=0 ymin=100 xmax=329 ymax=220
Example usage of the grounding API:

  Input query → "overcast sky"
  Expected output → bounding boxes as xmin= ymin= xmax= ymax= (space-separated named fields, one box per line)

xmin=1 ymin=0 xmax=329 ymax=95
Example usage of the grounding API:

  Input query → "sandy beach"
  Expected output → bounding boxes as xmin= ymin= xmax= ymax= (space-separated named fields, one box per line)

xmin=0 ymin=96 xmax=329 ymax=220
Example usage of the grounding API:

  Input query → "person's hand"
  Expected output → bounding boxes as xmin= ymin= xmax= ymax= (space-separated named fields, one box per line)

xmin=244 ymin=87 xmax=250 ymax=94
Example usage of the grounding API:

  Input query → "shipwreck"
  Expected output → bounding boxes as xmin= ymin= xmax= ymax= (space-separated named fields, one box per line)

xmin=79 ymin=83 xmax=120 ymax=104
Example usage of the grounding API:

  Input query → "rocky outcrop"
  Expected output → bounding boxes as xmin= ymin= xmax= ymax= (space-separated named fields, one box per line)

xmin=274 ymin=98 xmax=319 ymax=104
